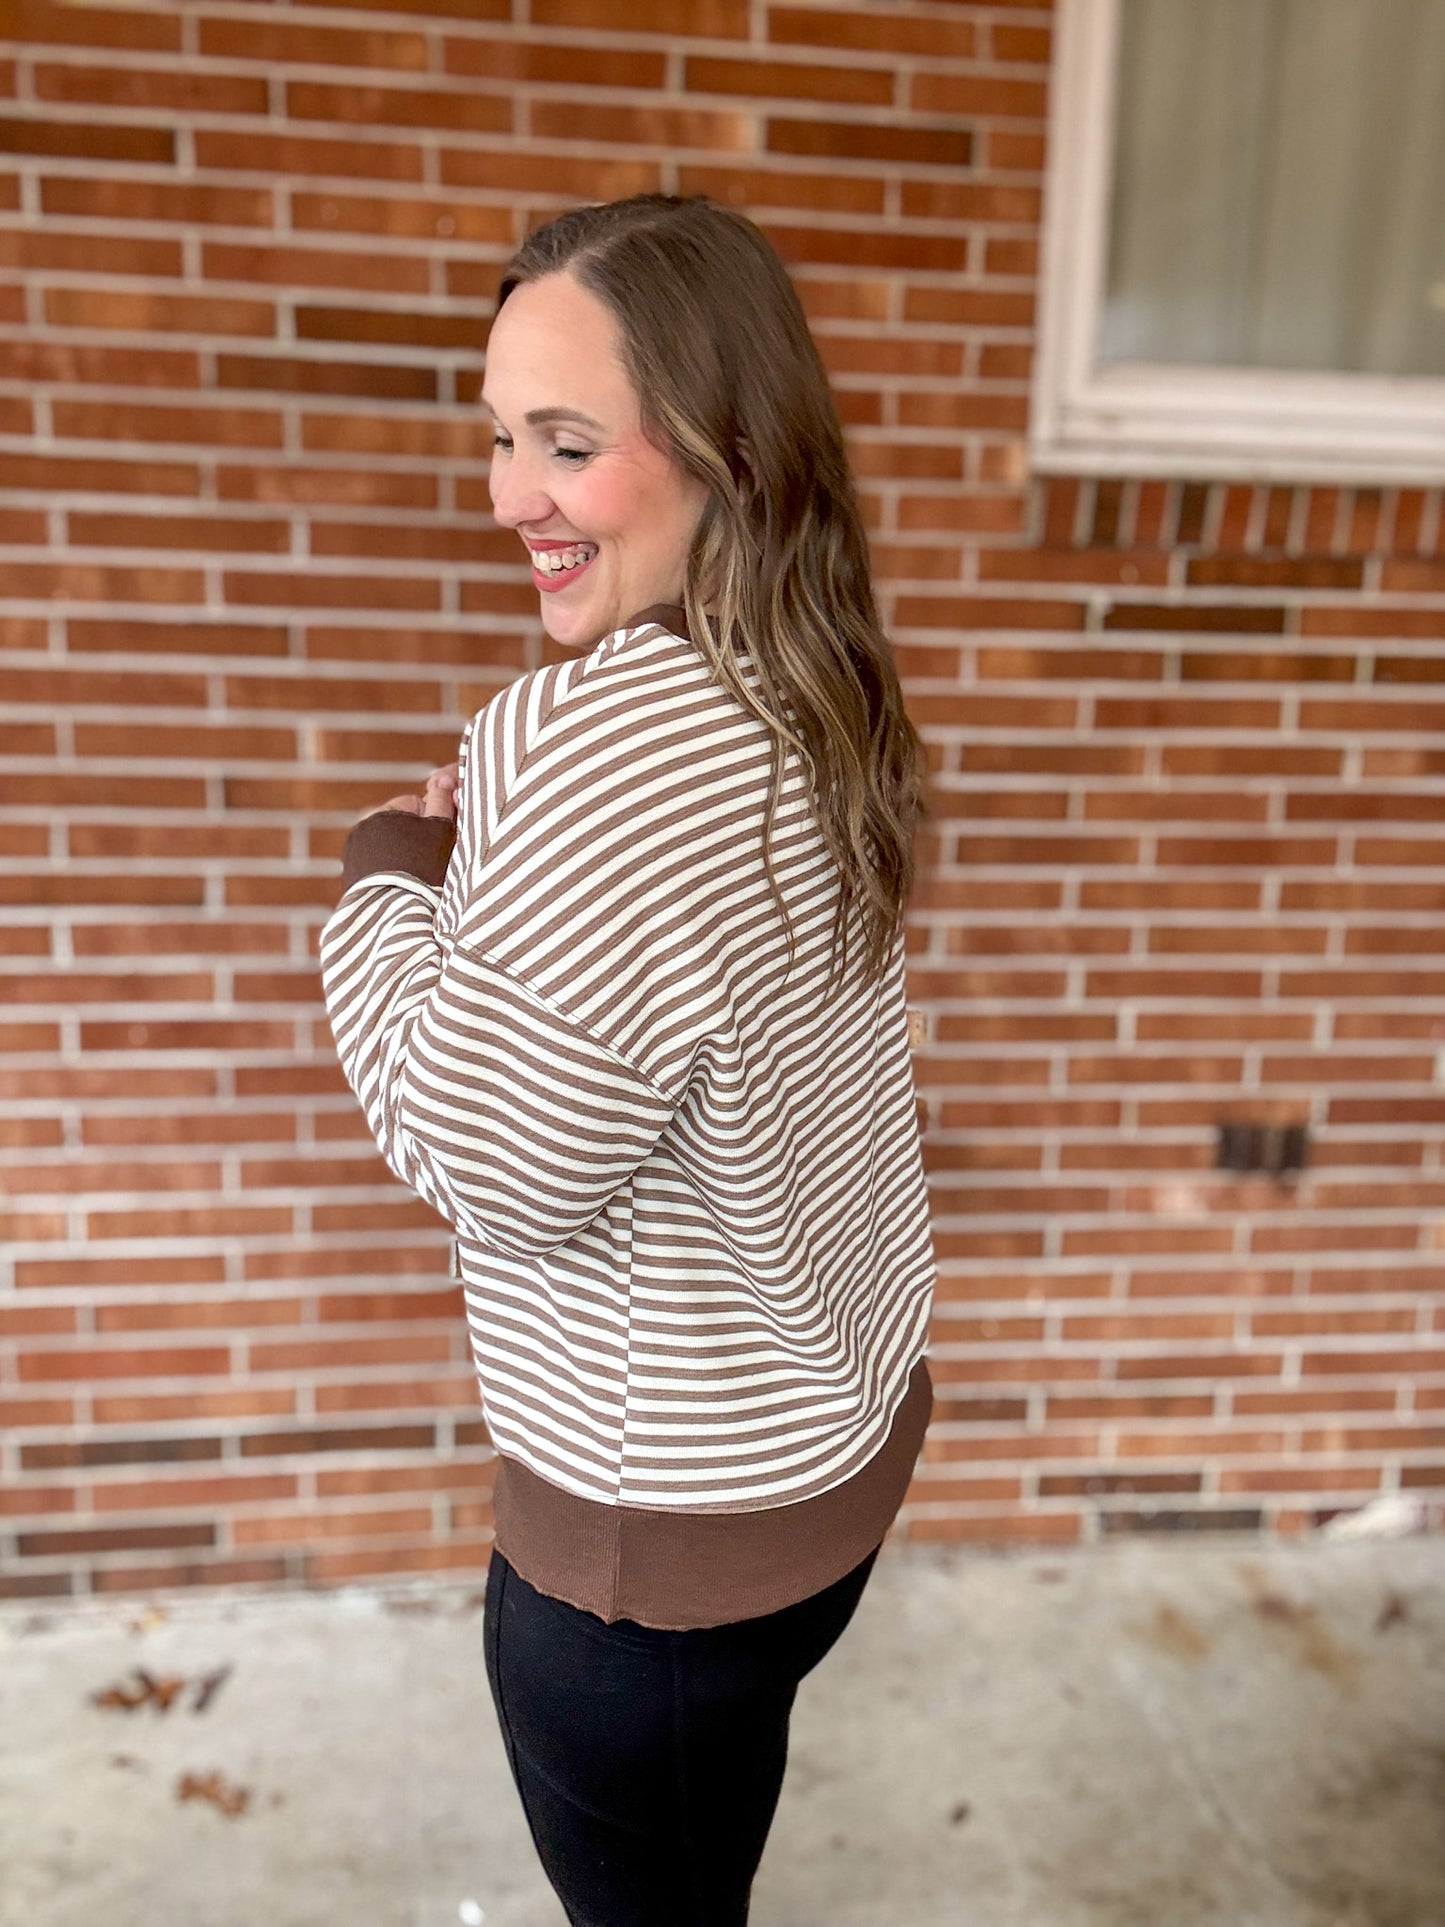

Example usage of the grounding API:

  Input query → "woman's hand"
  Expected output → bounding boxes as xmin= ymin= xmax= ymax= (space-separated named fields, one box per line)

xmin=358 ymin=763 xmax=460 ymax=823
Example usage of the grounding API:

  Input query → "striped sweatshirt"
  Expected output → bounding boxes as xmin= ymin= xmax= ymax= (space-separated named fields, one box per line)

xmin=319 ymin=604 xmax=937 ymax=1516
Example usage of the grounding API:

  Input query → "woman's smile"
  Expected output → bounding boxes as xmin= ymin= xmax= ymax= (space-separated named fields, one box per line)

xmin=526 ymin=537 xmax=600 ymax=591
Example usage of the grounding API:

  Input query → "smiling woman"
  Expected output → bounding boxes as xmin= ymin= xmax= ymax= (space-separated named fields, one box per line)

xmin=317 ymin=193 xmax=937 ymax=1927
xmin=480 ymin=271 xmax=712 ymax=643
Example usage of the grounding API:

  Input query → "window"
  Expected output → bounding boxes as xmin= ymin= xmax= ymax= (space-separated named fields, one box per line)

xmin=1031 ymin=0 xmax=1445 ymax=481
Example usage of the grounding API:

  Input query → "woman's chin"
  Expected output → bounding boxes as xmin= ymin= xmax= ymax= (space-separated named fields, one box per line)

xmin=540 ymin=594 xmax=617 ymax=652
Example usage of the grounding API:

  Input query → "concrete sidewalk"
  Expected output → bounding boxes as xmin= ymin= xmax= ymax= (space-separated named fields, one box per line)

xmin=2 ymin=1532 xmax=1443 ymax=1927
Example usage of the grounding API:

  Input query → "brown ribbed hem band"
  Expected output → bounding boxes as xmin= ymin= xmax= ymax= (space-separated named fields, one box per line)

xmin=340 ymin=810 xmax=457 ymax=891
xmin=490 ymin=1356 xmax=934 ymax=1630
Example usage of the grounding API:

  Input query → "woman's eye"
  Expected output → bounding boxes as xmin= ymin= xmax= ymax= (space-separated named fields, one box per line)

xmin=554 ymin=446 xmax=592 ymax=465
xmin=491 ymin=433 xmax=513 ymax=454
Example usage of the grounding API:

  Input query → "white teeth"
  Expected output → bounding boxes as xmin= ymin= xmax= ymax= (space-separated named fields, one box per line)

xmin=530 ymin=544 xmax=597 ymax=574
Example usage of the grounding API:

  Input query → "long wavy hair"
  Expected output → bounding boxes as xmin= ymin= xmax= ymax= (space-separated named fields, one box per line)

xmin=495 ymin=194 xmax=933 ymax=996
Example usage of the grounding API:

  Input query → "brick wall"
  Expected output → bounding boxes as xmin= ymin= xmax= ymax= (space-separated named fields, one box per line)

xmin=3 ymin=0 xmax=1442 ymax=1601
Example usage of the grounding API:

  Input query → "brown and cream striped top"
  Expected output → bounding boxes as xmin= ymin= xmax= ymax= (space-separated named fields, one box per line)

xmin=320 ymin=605 xmax=937 ymax=1609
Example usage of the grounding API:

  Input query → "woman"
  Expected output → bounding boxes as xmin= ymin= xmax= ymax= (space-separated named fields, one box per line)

xmin=320 ymin=193 xmax=938 ymax=1927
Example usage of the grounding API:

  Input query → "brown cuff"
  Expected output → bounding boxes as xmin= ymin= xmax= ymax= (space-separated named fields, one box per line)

xmin=340 ymin=810 xmax=457 ymax=891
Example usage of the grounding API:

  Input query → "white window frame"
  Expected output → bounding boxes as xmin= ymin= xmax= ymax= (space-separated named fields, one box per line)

xmin=1030 ymin=0 xmax=1445 ymax=484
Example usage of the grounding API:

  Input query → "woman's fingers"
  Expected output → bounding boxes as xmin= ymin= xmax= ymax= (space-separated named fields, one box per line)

xmin=421 ymin=766 xmax=459 ymax=820
xmin=355 ymin=764 xmax=458 ymax=824
xmin=359 ymin=794 xmax=425 ymax=819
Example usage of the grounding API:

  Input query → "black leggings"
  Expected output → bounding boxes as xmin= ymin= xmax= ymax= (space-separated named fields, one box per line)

xmin=481 ymin=1541 xmax=881 ymax=1927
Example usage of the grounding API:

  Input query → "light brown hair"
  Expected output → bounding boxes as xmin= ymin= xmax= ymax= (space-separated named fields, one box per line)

xmin=496 ymin=194 xmax=933 ymax=995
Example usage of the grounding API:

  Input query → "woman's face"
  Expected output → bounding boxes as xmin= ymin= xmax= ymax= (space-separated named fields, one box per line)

xmin=482 ymin=271 xmax=712 ymax=650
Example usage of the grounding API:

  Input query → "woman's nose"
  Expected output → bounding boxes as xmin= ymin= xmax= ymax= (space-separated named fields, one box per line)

xmin=489 ymin=450 xmax=554 ymax=531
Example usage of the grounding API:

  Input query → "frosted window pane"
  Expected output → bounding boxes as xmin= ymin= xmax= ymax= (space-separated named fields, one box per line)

xmin=1101 ymin=0 xmax=1445 ymax=375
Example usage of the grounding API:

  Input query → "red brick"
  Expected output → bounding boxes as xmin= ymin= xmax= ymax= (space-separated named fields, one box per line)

xmin=0 ymin=561 xmax=204 ymax=603
xmin=768 ymin=7 xmax=974 ymax=58
xmin=822 ymin=336 xmax=963 ymax=378
xmin=0 ymin=451 xmax=200 ymax=497
xmin=9 ymin=1156 xmax=224 ymax=1198
xmin=1181 ymin=649 xmax=1356 ymax=684
xmin=67 ymin=820 xmax=291 ymax=857
xmin=1253 ymin=1307 xmax=1419 ymax=1338
xmin=308 ymin=522 xmax=500 ymax=565
xmin=204 ymin=240 xmax=431 ymax=297
xmin=904 ymin=285 xmax=1034 ymax=327
xmin=910 ymin=72 xmax=1049 ymax=119
xmin=0 ymin=914 xmax=52 ymax=949
xmin=761 ymin=223 xmax=968 ymax=272
xmin=1 ymin=788 xmax=204 ymax=830
xmin=301 ymin=412 xmax=486 ymax=459
xmin=1302 ymin=606 xmax=1445 ymax=639
xmin=34 ymin=61 xmax=267 ymax=115
xmin=45 ymin=288 xmax=275 ymax=337
xmin=194 ymin=130 xmax=425 ymax=184
xmin=869 ymin=551 xmax=966 ymax=590
xmin=19 ymin=1345 xmax=233 ymax=1384
xmin=70 ymin=922 xmax=290 ymax=959
xmin=312 ymin=724 xmax=463 ymax=764
xmin=40 ymin=176 xmax=273 ymax=227
xmin=1301 ymin=1349 xmax=1445 ymax=1378
xmin=1343 ymin=489 xmax=1384 ymax=554
xmin=1389 ymin=489 xmax=1428 ymax=553
xmin=0 ymin=227 xmax=182 ymax=277
xmin=1375 ymin=655 xmax=1445 ymax=684
xmin=5 ymin=666 xmax=207 ymax=708
xmin=678 ymin=163 xmax=882 ymax=214
xmin=2 ymin=2 xmax=179 ymax=49
xmin=895 ymin=594 xmax=1086 ymax=631
xmin=216 ymin=351 xmax=438 ymax=405
xmin=1 ymin=967 xmax=217 ymax=1004
xmin=898 ymin=391 xmax=1030 ymax=431
xmin=68 ymin=512 xmax=290 ymax=555
xmin=442 ymin=36 xmax=665 ymax=88
xmin=305 ymin=0 xmax=509 ymax=14
xmin=991 ymin=22 xmax=1053 ymax=62
xmin=984 ymin=235 xmax=1038 ymax=276
xmin=977 ymin=343 xmax=1034 ymax=382
xmin=197 ymin=16 xmax=429 ymax=67
xmin=1353 ymin=834 xmax=1445 ymax=867
xmin=686 ymin=55 xmax=893 ymax=106
xmin=222 ymin=570 xmax=441 ymax=612
xmin=532 ymin=0 xmax=748 ymax=33
xmin=294 ymin=304 xmax=481 ymax=349
xmin=216 ymin=463 xmax=439 ymax=510
xmin=0 ymin=115 xmax=173 ymax=163
xmin=286 ymin=80 xmax=512 ymax=137
xmin=0 ymin=724 xmax=55 ymax=759
xmin=900 ymin=180 xmax=1042 ymax=224
xmin=531 ymin=99 xmax=754 ymax=151
xmin=767 ymin=117 xmax=973 ymax=168
xmin=979 ymin=548 xmax=1168 ymax=587
xmin=291 ymin=192 xmax=513 ymax=245
xmin=66 ymin=617 xmax=288 ymax=658
xmin=986 ymin=128 xmax=1047 ymax=173
xmin=53 ymin=400 xmax=283 ymax=449
xmin=440 ymin=147 xmax=662 ymax=200
xmin=1105 ymin=602 xmax=1290 ymax=634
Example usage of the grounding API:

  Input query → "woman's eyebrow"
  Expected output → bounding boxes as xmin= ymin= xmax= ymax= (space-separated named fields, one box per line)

xmin=524 ymin=406 xmax=606 ymax=430
xmin=478 ymin=399 xmax=606 ymax=431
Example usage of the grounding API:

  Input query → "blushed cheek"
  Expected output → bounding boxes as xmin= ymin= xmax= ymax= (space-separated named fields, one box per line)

xmin=568 ymin=469 xmax=638 ymax=544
